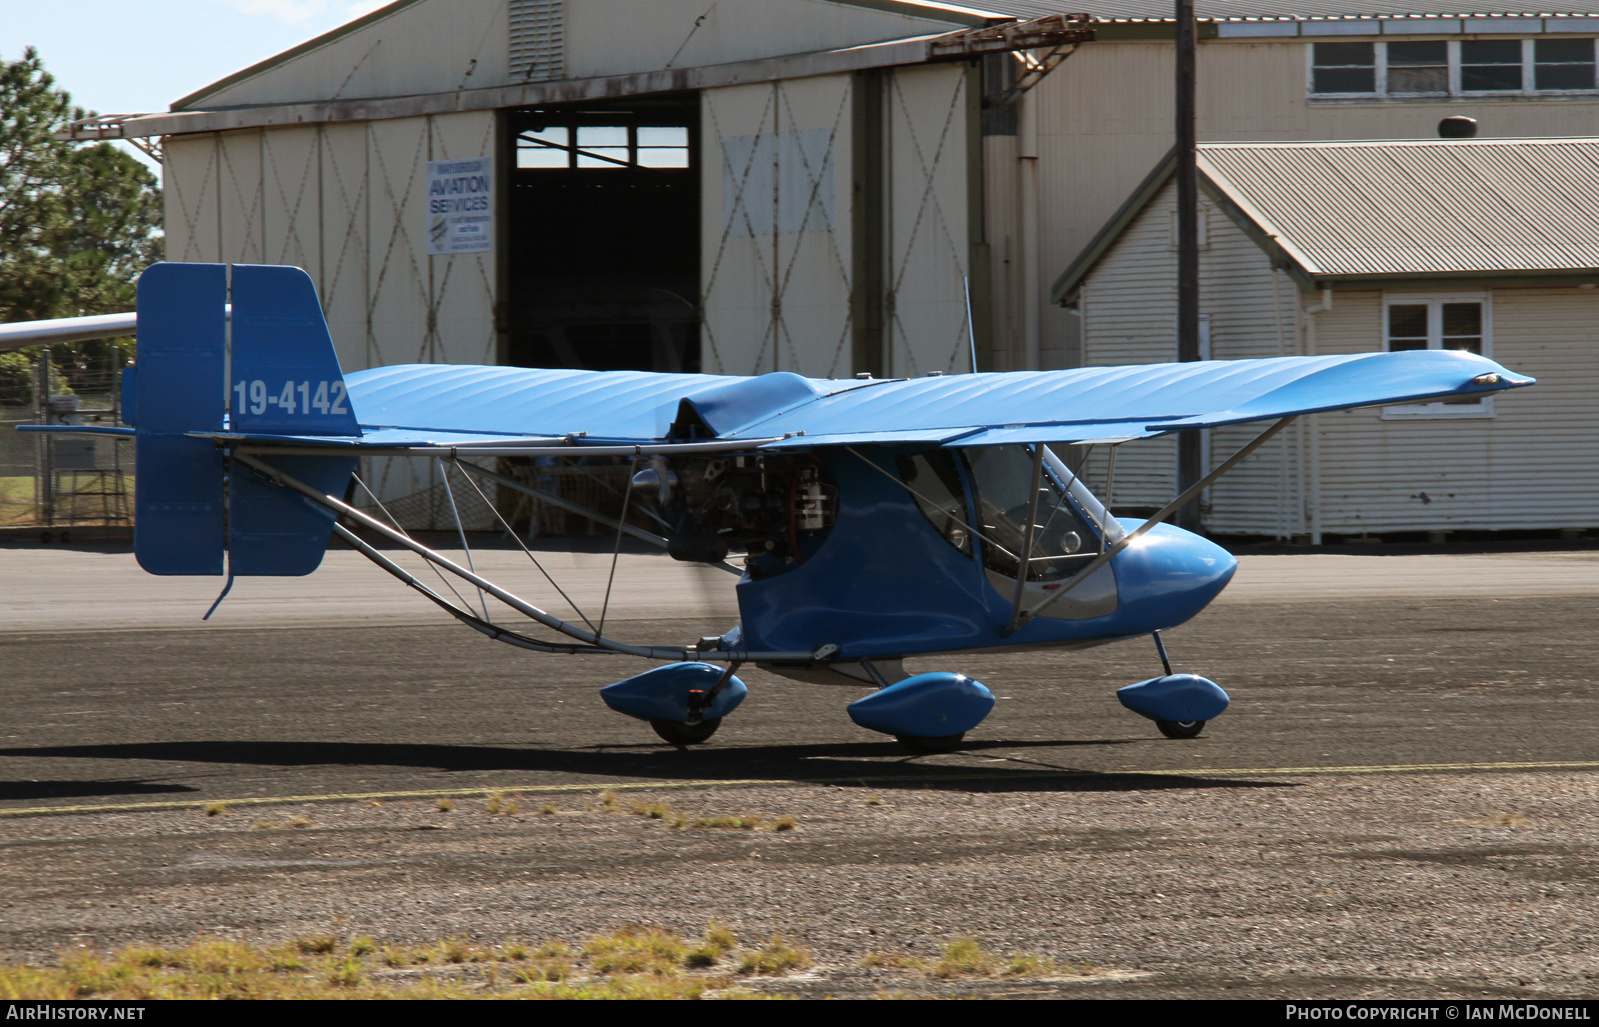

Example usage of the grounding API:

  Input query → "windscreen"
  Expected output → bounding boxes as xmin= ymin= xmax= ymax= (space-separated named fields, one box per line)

xmin=964 ymin=445 xmax=1112 ymax=582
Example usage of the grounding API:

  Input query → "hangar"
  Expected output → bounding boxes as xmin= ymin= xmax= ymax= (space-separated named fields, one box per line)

xmin=89 ymin=0 xmax=1091 ymax=385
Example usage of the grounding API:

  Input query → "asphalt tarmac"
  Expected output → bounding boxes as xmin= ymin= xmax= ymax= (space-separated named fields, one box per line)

xmin=1 ymin=540 xmax=1596 ymax=997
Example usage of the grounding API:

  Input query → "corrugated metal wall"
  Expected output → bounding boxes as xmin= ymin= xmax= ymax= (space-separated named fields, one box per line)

xmin=700 ymin=62 xmax=977 ymax=379
xmin=1079 ymin=179 xmax=1597 ymax=536
xmin=162 ymin=111 xmax=499 ymax=523
xmin=700 ymin=74 xmax=857 ymax=377
xmin=164 ymin=112 xmax=498 ymax=371
xmin=1311 ymin=288 xmax=1598 ymax=534
xmin=884 ymin=64 xmax=974 ymax=378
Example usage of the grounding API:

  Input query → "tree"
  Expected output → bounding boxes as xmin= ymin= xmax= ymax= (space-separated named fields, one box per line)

xmin=0 ymin=46 xmax=162 ymax=391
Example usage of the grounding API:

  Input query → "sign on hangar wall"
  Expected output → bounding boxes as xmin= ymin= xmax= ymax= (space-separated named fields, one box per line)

xmin=426 ymin=157 xmax=493 ymax=255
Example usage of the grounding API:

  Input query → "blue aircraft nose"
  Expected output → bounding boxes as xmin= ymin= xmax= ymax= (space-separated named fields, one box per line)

xmin=1109 ymin=519 xmax=1237 ymax=633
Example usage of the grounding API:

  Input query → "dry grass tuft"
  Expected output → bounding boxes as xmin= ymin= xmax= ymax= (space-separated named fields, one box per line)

xmin=486 ymin=792 xmax=519 ymax=816
xmin=584 ymin=926 xmax=688 ymax=976
xmin=436 ymin=797 xmax=454 ymax=812
xmin=683 ymin=923 xmax=739 ymax=968
xmin=539 ymin=803 xmax=557 ymax=815
xmin=629 ymin=800 xmax=686 ymax=826
xmin=771 ymin=816 xmax=797 ymax=832
xmin=202 ymin=803 xmax=227 ymax=817
xmin=0 ymin=924 xmax=816 ymax=1000
xmin=293 ymin=934 xmax=337 ymax=955
xmin=597 ymin=789 xmax=620 ymax=811
xmin=864 ymin=796 xmax=885 ymax=806
xmin=739 ymin=935 xmax=811 ymax=975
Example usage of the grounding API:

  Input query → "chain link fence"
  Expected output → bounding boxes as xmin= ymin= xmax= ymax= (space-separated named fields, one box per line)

xmin=0 ymin=354 xmax=132 ymax=530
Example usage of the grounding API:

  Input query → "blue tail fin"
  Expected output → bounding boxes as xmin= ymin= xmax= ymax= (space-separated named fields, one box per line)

xmin=132 ymin=262 xmax=358 ymax=578
xmin=134 ymin=263 xmax=227 ymax=575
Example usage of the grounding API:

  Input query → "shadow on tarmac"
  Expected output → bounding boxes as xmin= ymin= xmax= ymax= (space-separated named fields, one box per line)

xmin=0 ymin=739 xmax=1297 ymax=795
xmin=0 ymin=779 xmax=199 ymax=802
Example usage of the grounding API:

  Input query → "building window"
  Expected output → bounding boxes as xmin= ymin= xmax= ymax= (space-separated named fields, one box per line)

xmin=516 ymin=124 xmax=691 ymax=170
xmin=1382 ymin=294 xmax=1494 ymax=419
xmin=1312 ymin=41 xmax=1375 ymax=93
xmin=1388 ymin=41 xmax=1447 ymax=94
xmin=1536 ymin=38 xmax=1598 ymax=89
xmin=1311 ymin=39 xmax=1599 ymax=97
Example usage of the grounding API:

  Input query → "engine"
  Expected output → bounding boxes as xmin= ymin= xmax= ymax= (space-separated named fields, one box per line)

xmin=633 ymin=453 xmax=836 ymax=575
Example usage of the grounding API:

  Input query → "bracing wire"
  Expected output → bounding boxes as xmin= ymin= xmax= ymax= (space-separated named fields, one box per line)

xmin=452 ymin=458 xmax=596 ymax=631
xmin=437 ymin=457 xmax=490 ymax=621
xmin=595 ymin=453 xmax=639 ymax=642
xmin=350 ymin=471 xmax=478 ymax=614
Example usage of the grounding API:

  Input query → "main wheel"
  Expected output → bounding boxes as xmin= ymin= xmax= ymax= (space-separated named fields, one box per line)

xmin=894 ymin=732 xmax=965 ymax=755
xmin=650 ymin=718 xmax=722 ymax=746
xmin=1156 ymin=719 xmax=1205 ymax=739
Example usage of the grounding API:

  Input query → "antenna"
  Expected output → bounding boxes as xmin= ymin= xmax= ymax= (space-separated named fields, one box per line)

xmin=963 ymin=276 xmax=978 ymax=374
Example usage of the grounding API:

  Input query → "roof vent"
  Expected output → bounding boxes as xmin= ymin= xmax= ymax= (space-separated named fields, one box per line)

xmin=1438 ymin=117 xmax=1478 ymax=139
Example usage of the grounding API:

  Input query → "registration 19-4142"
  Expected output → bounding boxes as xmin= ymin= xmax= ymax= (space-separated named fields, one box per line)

xmin=234 ymin=379 xmax=350 ymax=417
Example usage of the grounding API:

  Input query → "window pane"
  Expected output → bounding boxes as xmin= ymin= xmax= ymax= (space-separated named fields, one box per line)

xmin=1441 ymin=303 xmax=1483 ymax=353
xmin=1389 ymin=304 xmax=1429 ymax=340
xmin=1315 ymin=66 xmax=1376 ymax=92
xmin=1389 ymin=66 xmax=1448 ymax=92
xmin=1313 ymin=42 xmax=1375 ymax=93
xmin=1536 ymin=37 xmax=1592 ymax=62
xmin=637 ymin=148 xmax=690 ymax=168
xmin=1388 ymin=40 xmax=1446 ymax=64
xmin=1537 ymin=63 xmax=1596 ymax=89
xmin=1463 ymin=64 xmax=1524 ymax=90
xmin=1441 ymin=303 xmax=1481 ymax=336
xmin=1387 ymin=40 xmax=1448 ymax=93
xmin=637 ymin=126 xmax=688 ymax=147
xmin=575 ymin=149 xmax=629 ymax=168
xmin=1315 ymin=42 xmax=1374 ymax=66
xmin=576 ymin=126 xmax=627 ymax=147
xmin=1535 ymin=39 xmax=1596 ymax=90
xmin=1463 ymin=39 xmax=1521 ymax=63
xmin=1462 ymin=39 xmax=1524 ymax=91
xmin=517 ymin=147 xmax=569 ymax=169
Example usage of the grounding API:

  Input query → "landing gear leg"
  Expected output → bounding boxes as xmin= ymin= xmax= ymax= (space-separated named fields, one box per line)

xmin=1152 ymin=630 xmax=1173 ymax=675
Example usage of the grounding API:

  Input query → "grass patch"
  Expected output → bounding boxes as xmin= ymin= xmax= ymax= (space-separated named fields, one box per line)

xmin=0 ymin=926 xmax=805 ymax=999
xmin=486 ymin=792 xmax=518 ymax=816
xmin=739 ymin=936 xmax=810 ymax=975
xmin=861 ymin=938 xmax=1096 ymax=980
xmin=203 ymin=803 xmax=227 ymax=817
xmin=436 ymin=798 xmax=454 ymax=812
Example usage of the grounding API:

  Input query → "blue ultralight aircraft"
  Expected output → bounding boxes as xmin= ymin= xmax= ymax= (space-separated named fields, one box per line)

xmin=19 ymin=263 xmax=1535 ymax=752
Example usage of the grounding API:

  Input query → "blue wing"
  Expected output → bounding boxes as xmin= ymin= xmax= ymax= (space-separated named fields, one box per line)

xmin=307 ymin=349 xmax=1530 ymax=452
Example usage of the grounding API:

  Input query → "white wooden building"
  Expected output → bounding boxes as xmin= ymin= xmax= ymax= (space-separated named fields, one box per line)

xmin=1052 ymin=138 xmax=1599 ymax=541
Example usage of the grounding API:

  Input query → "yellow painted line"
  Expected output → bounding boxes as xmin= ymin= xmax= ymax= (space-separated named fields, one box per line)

xmin=2 ymin=759 xmax=1597 ymax=819
xmin=1147 ymin=759 xmax=1599 ymax=777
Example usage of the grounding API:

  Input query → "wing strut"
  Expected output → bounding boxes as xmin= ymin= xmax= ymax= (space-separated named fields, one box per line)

xmin=230 ymin=451 xmax=811 ymax=663
xmin=1011 ymin=415 xmax=1296 ymax=631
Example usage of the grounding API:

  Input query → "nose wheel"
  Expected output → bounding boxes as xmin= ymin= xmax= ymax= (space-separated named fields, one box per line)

xmin=1155 ymin=719 xmax=1205 ymax=739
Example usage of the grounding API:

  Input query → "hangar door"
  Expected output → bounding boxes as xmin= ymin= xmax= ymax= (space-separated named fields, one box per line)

xmin=701 ymin=75 xmax=856 ymax=378
xmin=701 ymin=63 xmax=976 ymax=379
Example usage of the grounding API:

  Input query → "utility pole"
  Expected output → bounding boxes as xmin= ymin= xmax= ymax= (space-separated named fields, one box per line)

xmin=1174 ymin=0 xmax=1203 ymax=532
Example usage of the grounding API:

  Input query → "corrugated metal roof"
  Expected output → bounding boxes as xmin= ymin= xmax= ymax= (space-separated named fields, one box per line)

xmin=976 ymin=0 xmax=1599 ymax=21
xmin=1198 ymin=138 xmax=1599 ymax=277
